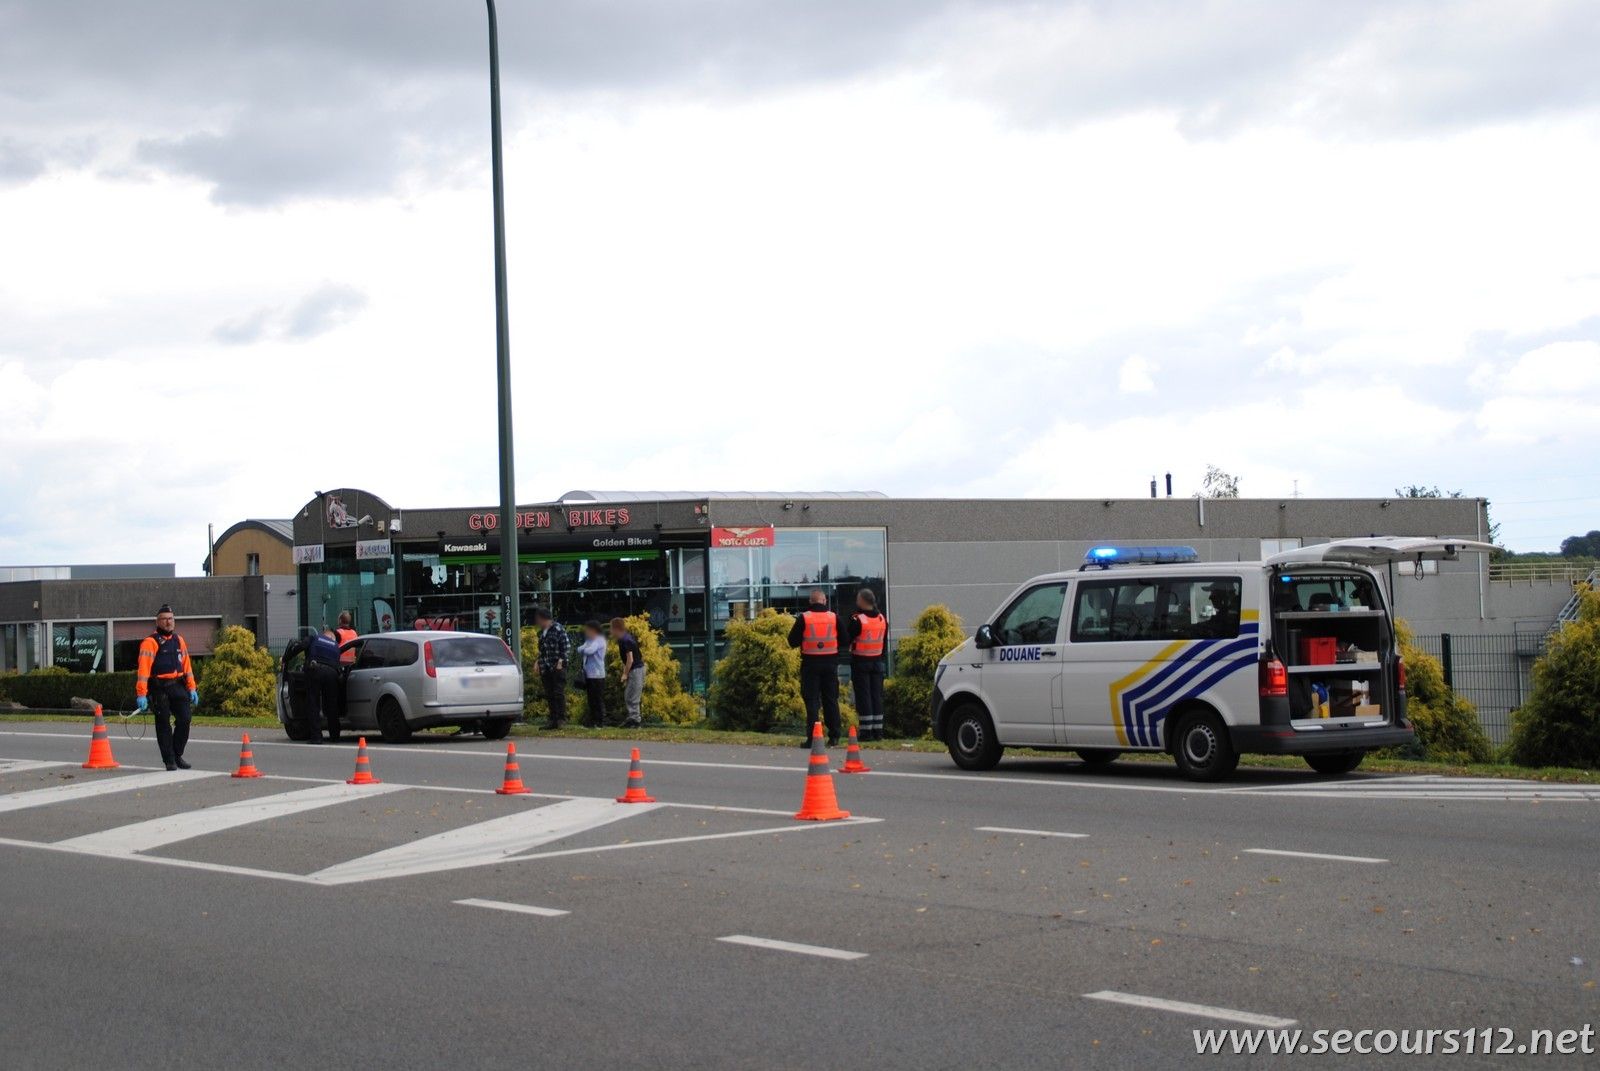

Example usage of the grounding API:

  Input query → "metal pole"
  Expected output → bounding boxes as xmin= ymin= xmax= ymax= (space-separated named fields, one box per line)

xmin=486 ymin=0 xmax=520 ymax=650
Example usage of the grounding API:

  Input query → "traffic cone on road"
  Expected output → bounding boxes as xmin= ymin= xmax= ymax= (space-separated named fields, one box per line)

xmin=614 ymin=747 xmax=656 ymax=803
xmin=794 ymin=721 xmax=850 ymax=821
xmin=345 ymin=737 xmax=381 ymax=785
xmin=840 ymin=726 xmax=871 ymax=774
xmin=495 ymin=742 xmax=532 ymax=795
xmin=231 ymin=733 xmax=263 ymax=778
xmin=81 ymin=705 xmax=120 ymax=770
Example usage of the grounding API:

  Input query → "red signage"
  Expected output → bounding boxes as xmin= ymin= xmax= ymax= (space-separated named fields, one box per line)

xmin=468 ymin=511 xmax=552 ymax=531
xmin=712 ymin=526 xmax=776 ymax=548
xmin=565 ymin=507 xmax=632 ymax=528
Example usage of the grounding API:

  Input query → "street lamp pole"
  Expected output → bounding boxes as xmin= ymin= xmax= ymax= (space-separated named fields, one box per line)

xmin=486 ymin=0 xmax=520 ymax=650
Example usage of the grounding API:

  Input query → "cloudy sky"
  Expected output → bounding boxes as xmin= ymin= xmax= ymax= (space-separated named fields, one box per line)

xmin=2 ymin=0 xmax=1597 ymax=568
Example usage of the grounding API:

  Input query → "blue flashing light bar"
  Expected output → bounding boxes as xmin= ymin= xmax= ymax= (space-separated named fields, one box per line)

xmin=1082 ymin=545 xmax=1200 ymax=568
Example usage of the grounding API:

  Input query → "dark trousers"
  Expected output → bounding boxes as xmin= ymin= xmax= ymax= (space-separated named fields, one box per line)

xmin=542 ymin=670 xmax=568 ymax=726
xmin=306 ymin=662 xmax=340 ymax=735
xmin=800 ymin=657 xmax=841 ymax=743
xmin=150 ymin=681 xmax=191 ymax=766
xmin=583 ymin=677 xmax=606 ymax=727
xmin=852 ymin=657 xmax=885 ymax=736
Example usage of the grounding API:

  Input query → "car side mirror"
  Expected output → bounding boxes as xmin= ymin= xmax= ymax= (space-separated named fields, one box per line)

xmin=974 ymin=624 xmax=997 ymax=650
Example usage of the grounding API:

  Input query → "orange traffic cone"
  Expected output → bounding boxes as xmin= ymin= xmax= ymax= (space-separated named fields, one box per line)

xmin=231 ymin=733 xmax=263 ymax=778
xmin=495 ymin=741 xmax=532 ymax=795
xmin=82 ymin=705 xmax=120 ymax=770
xmin=615 ymin=747 xmax=656 ymax=803
xmin=840 ymin=726 xmax=872 ymax=774
xmin=346 ymin=737 xmax=381 ymax=785
xmin=794 ymin=721 xmax=850 ymax=820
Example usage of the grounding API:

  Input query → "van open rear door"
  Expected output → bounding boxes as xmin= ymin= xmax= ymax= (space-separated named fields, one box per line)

xmin=1265 ymin=537 xmax=1497 ymax=569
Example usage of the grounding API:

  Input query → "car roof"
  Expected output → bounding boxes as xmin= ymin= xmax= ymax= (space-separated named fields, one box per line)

xmin=356 ymin=631 xmax=503 ymax=642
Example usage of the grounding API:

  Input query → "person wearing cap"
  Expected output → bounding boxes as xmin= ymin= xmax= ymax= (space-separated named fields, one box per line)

xmin=134 ymin=605 xmax=198 ymax=771
xmin=845 ymin=589 xmax=888 ymax=741
xmin=788 ymin=589 xmax=841 ymax=747
xmin=533 ymin=606 xmax=570 ymax=729
xmin=1194 ymin=581 xmax=1242 ymax=638
xmin=334 ymin=611 xmax=358 ymax=664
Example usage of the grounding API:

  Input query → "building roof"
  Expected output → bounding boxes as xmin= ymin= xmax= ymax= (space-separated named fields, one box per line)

xmin=214 ymin=518 xmax=294 ymax=544
xmin=558 ymin=490 xmax=889 ymax=503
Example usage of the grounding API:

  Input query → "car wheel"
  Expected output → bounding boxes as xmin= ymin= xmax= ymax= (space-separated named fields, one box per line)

xmin=480 ymin=719 xmax=512 ymax=741
xmin=376 ymin=698 xmax=412 ymax=744
xmin=947 ymin=703 xmax=1003 ymax=771
xmin=1305 ymin=751 xmax=1364 ymax=776
xmin=1075 ymin=749 xmax=1119 ymax=768
xmin=1171 ymin=710 xmax=1238 ymax=782
xmin=282 ymin=718 xmax=312 ymax=742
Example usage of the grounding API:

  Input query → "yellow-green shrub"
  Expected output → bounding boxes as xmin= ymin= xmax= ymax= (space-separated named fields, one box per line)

xmin=1507 ymin=587 xmax=1600 ymax=768
xmin=884 ymin=604 xmax=965 ymax=738
xmin=197 ymin=625 xmax=275 ymax=719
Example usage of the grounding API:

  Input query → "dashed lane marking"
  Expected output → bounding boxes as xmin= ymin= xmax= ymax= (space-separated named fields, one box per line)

xmin=1083 ymin=990 xmax=1297 ymax=1028
xmin=0 ymin=769 xmax=224 ymax=813
xmin=976 ymin=826 xmax=1089 ymax=839
xmin=455 ymin=898 xmax=569 ymax=918
xmin=1244 ymin=848 xmax=1388 ymax=865
xmin=717 ymin=935 xmax=867 ymax=961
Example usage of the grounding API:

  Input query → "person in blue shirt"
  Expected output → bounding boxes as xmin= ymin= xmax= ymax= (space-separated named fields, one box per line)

xmin=304 ymin=627 xmax=342 ymax=743
xmin=577 ymin=619 xmax=608 ymax=728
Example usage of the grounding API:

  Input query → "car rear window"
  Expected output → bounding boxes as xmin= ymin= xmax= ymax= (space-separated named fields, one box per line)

xmin=432 ymin=636 xmax=515 ymax=667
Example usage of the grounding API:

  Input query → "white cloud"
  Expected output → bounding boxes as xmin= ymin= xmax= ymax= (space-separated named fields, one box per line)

xmin=1118 ymin=354 xmax=1156 ymax=393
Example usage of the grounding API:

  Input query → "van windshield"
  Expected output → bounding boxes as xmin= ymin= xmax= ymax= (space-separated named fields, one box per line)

xmin=431 ymin=636 xmax=515 ymax=667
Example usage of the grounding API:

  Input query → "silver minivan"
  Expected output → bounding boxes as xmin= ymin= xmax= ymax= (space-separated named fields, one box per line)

xmin=277 ymin=631 xmax=523 ymax=743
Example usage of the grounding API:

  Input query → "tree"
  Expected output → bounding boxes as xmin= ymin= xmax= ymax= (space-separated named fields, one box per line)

xmin=197 ymin=625 xmax=276 ymax=719
xmin=883 ymin=604 xmax=966 ymax=738
xmin=709 ymin=610 xmax=806 ymax=732
xmin=601 ymin=615 xmax=701 ymax=725
xmin=1386 ymin=620 xmax=1493 ymax=764
xmin=1559 ymin=531 xmax=1600 ymax=558
xmin=1202 ymin=465 xmax=1240 ymax=499
xmin=1506 ymin=586 xmax=1600 ymax=769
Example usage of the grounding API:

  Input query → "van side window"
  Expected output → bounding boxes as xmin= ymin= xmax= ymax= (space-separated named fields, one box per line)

xmin=1072 ymin=577 xmax=1243 ymax=642
xmin=991 ymin=583 xmax=1069 ymax=646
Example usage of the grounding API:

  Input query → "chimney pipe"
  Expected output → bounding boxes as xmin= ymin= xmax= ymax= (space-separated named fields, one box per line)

xmin=1165 ymin=473 xmax=1173 ymax=497
xmin=1149 ymin=477 xmax=1157 ymax=499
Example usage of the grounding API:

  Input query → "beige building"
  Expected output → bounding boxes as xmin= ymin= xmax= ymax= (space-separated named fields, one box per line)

xmin=207 ymin=519 xmax=293 ymax=577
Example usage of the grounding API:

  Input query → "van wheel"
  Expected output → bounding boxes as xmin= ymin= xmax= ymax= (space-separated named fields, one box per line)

xmin=1305 ymin=751 xmax=1364 ymax=776
xmin=480 ymin=719 xmax=512 ymax=741
xmin=947 ymin=704 xmax=1003 ymax=771
xmin=376 ymin=698 xmax=412 ymax=744
xmin=1075 ymin=749 xmax=1119 ymax=768
xmin=1172 ymin=711 xmax=1238 ymax=781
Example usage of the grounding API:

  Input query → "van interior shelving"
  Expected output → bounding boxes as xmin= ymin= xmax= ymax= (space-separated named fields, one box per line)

xmin=1271 ymin=571 xmax=1391 ymax=724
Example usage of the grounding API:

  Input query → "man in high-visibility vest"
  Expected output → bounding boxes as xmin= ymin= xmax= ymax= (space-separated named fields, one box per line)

xmin=788 ymin=589 xmax=841 ymax=747
xmin=134 ymin=604 xmax=198 ymax=771
xmin=334 ymin=611 xmax=358 ymax=664
xmin=846 ymin=588 xmax=888 ymax=741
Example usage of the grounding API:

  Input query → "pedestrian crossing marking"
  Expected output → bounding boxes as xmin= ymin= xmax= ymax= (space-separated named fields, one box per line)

xmin=56 ymin=782 xmax=406 ymax=854
xmin=0 ymin=759 xmax=72 ymax=776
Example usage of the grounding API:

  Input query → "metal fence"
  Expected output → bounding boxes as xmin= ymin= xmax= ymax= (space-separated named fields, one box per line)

xmin=1412 ymin=632 xmax=1544 ymax=746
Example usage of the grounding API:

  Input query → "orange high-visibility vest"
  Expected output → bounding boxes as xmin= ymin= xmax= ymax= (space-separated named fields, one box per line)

xmin=335 ymin=627 xmax=358 ymax=663
xmin=801 ymin=610 xmax=838 ymax=656
xmin=135 ymin=632 xmax=195 ymax=697
xmin=852 ymin=613 xmax=886 ymax=658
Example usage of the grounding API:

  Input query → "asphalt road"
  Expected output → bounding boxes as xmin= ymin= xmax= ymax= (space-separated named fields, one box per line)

xmin=1 ymin=721 xmax=1596 ymax=1069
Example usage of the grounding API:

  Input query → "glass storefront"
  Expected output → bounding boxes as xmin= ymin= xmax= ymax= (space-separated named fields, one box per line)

xmin=303 ymin=550 xmax=396 ymax=636
xmin=710 ymin=528 xmax=887 ymax=623
xmin=50 ymin=622 xmax=108 ymax=673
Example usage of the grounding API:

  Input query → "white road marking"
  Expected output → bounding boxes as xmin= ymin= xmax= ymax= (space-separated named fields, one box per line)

xmin=976 ymin=825 xmax=1089 ymax=839
xmin=0 ymin=770 xmax=223 ymax=813
xmin=1244 ymin=848 xmax=1389 ymax=864
xmin=55 ymin=782 xmax=406 ymax=854
xmin=1083 ymin=990 xmax=1296 ymax=1028
xmin=454 ymin=897 xmax=569 ymax=918
xmin=0 ymin=834 xmax=318 ymax=883
xmin=718 ymin=935 xmax=867 ymax=961
xmin=0 ymin=759 xmax=71 ymax=775
xmin=507 ymin=816 xmax=881 ymax=864
xmin=309 ymin=797 xmax=657 ymax=885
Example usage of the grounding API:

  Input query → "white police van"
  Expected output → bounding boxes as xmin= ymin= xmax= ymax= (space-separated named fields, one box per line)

xmin=930 ymin=538 xmax=1494 ymax=781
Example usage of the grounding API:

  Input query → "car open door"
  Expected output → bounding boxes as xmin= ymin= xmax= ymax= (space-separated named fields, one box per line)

xmin=1265 ymin=537 xmax=1496 ymax=569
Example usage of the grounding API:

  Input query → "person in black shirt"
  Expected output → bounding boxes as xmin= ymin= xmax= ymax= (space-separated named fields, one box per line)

xmin=304 ymin=627 xmax=342 ymax=743
xmin=611 ymin=617 xmax=644 ymax=728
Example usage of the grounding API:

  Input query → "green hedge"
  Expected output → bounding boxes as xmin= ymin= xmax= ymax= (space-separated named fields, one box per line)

xmin=0 ymin=671 xmax=142 ymax=712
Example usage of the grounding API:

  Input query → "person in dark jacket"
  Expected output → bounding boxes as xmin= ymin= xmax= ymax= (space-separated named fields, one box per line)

xmin=533 ymin=606 xmax=571 ymax=729
xmin=845 ymin=589 xmax=888 ymax=741
xmin=788 ymin=589 xmax=841 ymax=746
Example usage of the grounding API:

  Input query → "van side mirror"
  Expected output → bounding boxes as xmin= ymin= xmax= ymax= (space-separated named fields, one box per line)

xmin=974 ymin=624 xmax=997 ymax=649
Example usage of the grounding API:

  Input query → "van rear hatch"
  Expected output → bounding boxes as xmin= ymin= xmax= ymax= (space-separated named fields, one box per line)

xmin=429 ymin=635 xmax=523 ymax=705
xmin=1265 ymin=536 xmax=1496 ymax=568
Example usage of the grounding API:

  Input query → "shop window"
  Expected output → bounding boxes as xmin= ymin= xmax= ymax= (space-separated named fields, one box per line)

xmin=51 ymin=622 xmax=108 ymax=673
xmin=1 ymin=624 xmax=16 ymax=672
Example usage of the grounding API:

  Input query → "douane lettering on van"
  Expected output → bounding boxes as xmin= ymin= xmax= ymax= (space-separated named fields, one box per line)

xmin=997 ymin=646 xmax=1043 ymax=662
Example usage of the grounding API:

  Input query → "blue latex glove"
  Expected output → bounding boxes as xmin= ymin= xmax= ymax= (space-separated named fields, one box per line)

xmin=136 ymin=696 xmax=148 ymax=713
xmin=189 ymin=690 xmax=199 ymax=707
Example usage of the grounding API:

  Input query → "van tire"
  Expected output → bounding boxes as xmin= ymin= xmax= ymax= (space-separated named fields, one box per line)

xmin=377 ymin=698 xmax=412 ymax=744
xmin=1171 ymin=710 xmax=1238 ymax=781
xmin=1075 ymin=749 xmax=1119 ymax=768
xmin=947 ymin=703 xmax=1003 ymax=771
xmin=1305 ymin=751 xmax=1364 ymax=776
xmin=480 ymin=719 xmax=512 ymax=741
